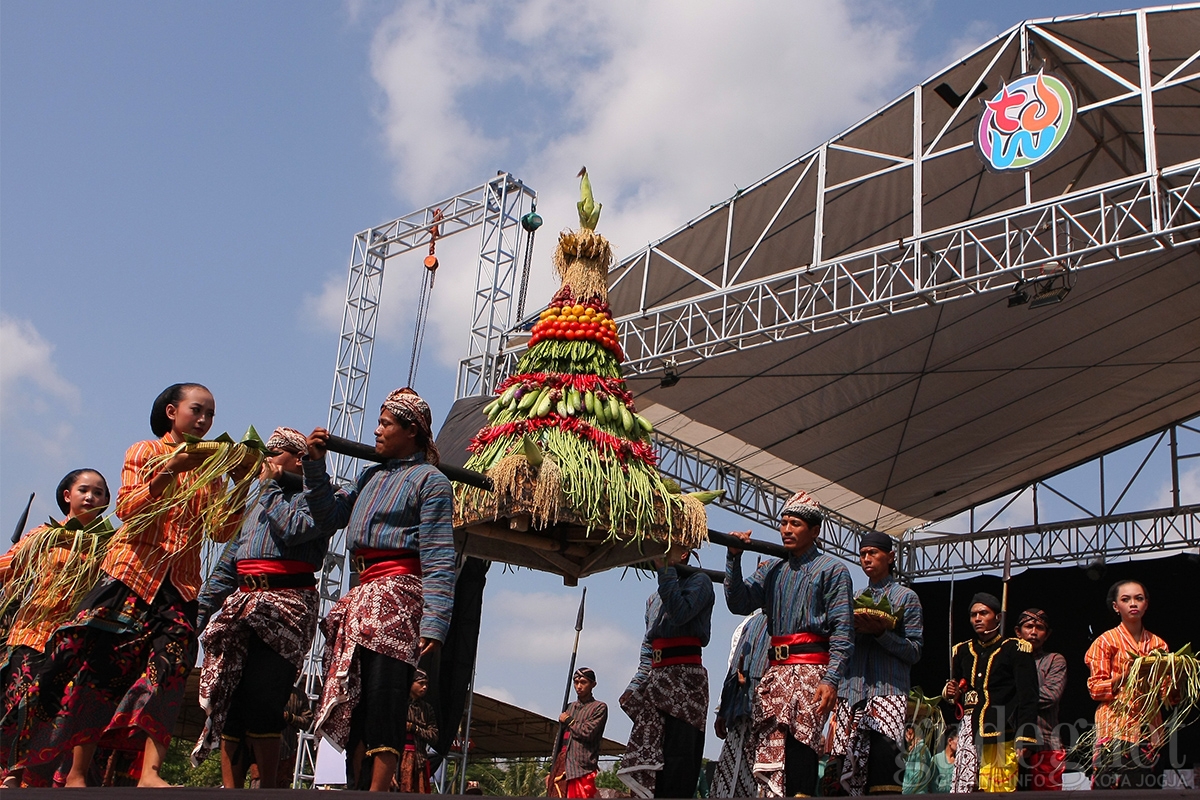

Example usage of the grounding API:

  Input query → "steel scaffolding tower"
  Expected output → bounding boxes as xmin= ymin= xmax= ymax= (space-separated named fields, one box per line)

xmin=293 ymin=173 xmax=536 ymax=786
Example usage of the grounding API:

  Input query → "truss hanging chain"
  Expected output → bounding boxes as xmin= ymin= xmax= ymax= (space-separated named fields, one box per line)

xmin=408 ymin=208 xmax=443 ymax=387
xmin=516 ymin=202 xmax=543 ymax=321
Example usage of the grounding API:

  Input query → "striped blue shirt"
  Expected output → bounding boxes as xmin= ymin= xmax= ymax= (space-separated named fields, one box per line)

xmin=718 ymin=611 xmax=771 ymax=724
xmin=302 ymin=452 xmax=456 ymax=643
xmin=841 ymin=575 xmax=924 ymax=706
xmin=627 ymin=566 xmax=715 ymax=691
xmin=725 ymin=545 xmax=854 ymax=688
xmin=194 ymin=482 xmax=331 ymax=628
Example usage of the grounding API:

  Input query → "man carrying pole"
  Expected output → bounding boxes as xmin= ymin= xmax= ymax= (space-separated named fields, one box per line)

xmin=619 ymin=545 xmax=715 ymax=798
xmin=725 ymin=490 xmax=854 ymax=798
xmin=303 ymin=387 xmax=455 ymax=792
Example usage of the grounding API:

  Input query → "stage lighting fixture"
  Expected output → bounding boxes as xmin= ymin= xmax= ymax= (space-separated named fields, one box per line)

xmin=1084 ymin=556 xmax=1106 ymax=581
xmin=1007 ymin=282 xmax=1029 ymax=307
xmin=1028 ymin=278 xmax=1071 ymax=309
xmin=660 ymin=361 xmax=680 ymax=388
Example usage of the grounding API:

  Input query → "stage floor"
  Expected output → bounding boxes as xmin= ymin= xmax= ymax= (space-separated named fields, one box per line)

xmin=6 ymin=791 xmax=1200 ymax=798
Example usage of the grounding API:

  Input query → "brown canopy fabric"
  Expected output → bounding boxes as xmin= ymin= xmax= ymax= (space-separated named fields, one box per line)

xmin=600 ymin=6 xmax=1200 ymax=533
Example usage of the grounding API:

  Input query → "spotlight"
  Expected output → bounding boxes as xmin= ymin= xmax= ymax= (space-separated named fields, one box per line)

xmin=1028 ymin=277 xmax=1070 ymax=309
xmin=660 ymin=360 xmax=680 ymax=388
xmin=1007 ymin=282 xmax=1029 ymax=307
xmin=1084 ymin=556 xmax=1106 ymax=581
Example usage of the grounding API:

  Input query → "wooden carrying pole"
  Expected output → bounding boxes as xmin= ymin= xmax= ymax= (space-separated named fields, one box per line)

xmin=324 ymin=434 xmax=494 ymax=491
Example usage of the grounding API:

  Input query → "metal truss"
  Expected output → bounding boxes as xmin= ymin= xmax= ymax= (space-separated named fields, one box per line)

xmin=329 ymin=173 xmax=536 ymax=485
xmin=901 ymin=505 xmax=1199 ymax=579
xmin=901 ymin=417 xmax=1200 ymax=578
xmin=457 ymin=177 xmax=538 ymax=399
xmin=602 ymin=7 xmax=1200 ymax=376
xmin=297 ymin=174 xmax=537 ymax=786
xmin=612 ymin=161 xmax=1200 ymax=376
xmin=651 ymin=429 xmax=876 ymax=568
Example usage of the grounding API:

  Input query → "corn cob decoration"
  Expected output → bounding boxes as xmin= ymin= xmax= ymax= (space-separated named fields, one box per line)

xmin=455 ymin=173 xmax=714 ymax=549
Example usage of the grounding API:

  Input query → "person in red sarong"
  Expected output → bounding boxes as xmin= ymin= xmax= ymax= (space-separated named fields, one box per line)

xmin=549 ymin=667 xmax=608 ymax=798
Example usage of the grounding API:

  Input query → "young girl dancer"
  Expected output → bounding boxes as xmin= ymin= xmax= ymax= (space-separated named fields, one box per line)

xmin=15 ymin=383 xmax=248 ymax=787
xmin=1084 ymin=579 xmax=1170 ymax=790
xmin=1 ymin=469 xmax=112 ymax=787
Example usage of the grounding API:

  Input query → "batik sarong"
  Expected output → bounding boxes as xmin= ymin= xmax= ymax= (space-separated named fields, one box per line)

xmin=752 ymin=663 xmax=827 ymax=797
xmin=951 ymin=710 xmax=979 ymax=793
xmin=1 ymin=646 xmax=42 ymax=770
xmin=191 ymin=587 xmax=319 ymax=764
xmin=829 ymin=694 xmax=906 ymax=795
xmin=9 ymin=576 xmax=196 ymax=786
xmin=313 ymin=573 xmax=422 ymax=751
xmin=711 ymin=716 xmax=755 ymax=799
xmin=617 ymin=663 xmax=708 ymax=799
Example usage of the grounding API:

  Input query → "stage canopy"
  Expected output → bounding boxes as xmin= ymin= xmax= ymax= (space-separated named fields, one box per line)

xmin=175 ymin=678 xmax=625 ymax=761
xmin=594 ymin=6 xmax=1200 ymax=535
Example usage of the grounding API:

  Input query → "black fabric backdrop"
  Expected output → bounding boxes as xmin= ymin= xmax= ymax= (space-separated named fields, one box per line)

xmin=909 ymin=552 xmax=1199 ymax=767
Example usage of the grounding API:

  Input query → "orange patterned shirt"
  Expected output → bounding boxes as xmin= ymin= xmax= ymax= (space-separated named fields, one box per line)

xmin=1084 ymin=624 xmax=1169 ymax=743
xmin=0 ymin=525 xmax=80 ymax=651
xmin=105 ymin=436 xmax=242 ymax=603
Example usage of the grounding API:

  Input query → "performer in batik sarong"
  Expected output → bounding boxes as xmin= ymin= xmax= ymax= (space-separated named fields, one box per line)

xmin=1013 ymin=608 xmax=1066 ymax=791
xmin=549 ymin=667 xmax=608 ymax=798
xmin=398 ymin=669 xmax=438 ymax=793
xmin=619 ymin=547 xmax=714 ymax=798
xmin=942 ymin=592 xmax=1037 ymax=793
xmin=304 ymin=387 xmax=455 ymax=792
xmin=1084 ymin=580 xmax=1171 ymax=791
xmin=712 ymin=610 xmax=769 ymax=799
xmin=191 ymin=427 xmax=333 ymax=788
xmin=14 ymin=383 xmax=249 ymax=788
xmin=829 ymin=530 xmax=923 ymax=795
xmin=725 ymin=490 xmax=854 ymax=798
xmin=0 ymin=469 xmax=112 ymax=788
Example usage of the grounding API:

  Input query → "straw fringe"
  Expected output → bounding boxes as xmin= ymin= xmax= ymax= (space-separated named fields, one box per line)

xmin=0 ymin=521 xmax=114 ymax=635
xmin=554 ymin=229 xmax=612 ymax=301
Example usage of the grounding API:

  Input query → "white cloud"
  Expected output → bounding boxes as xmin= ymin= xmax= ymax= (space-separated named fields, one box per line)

xmin=0 ymin=314 xmax=81 ymax=415
xmin=0 ymin=315 xmax=83 ymax=463
xmin=363 ymin=0 xmax=916 ymax=364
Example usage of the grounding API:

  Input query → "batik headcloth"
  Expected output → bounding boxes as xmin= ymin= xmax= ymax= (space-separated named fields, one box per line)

xmin=781 ymin=490 xmax=823 ymax=521
xmin=1016 ymin=608 xmax=1050 ymax=630
xmin=382 ymin=387 xmax=440 ymax=466
xmin=574 ymin=667 xmax=597 ymax=684
xmin=267 ymin=426 xmax=308 ymax=456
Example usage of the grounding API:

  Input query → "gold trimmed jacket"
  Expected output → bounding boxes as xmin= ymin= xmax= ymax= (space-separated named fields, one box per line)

xmin=949 ymin=633 xmax=1039 ymax=745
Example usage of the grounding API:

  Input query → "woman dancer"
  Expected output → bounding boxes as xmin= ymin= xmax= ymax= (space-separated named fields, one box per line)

xmin=15 ymin=383 xmax=249 ymax=787
xmin=0 ymin=469 xmax=112 ymax=787
xmin=1084 ymin=579 xmax=1170 ymax=790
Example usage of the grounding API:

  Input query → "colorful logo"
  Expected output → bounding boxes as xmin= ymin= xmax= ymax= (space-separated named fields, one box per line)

xmin=976 ymin=71 xmax=1075 ymax=171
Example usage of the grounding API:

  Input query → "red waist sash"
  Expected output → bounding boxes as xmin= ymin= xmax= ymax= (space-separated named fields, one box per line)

xmin=236 ymin=559 xmax=317 ymax=590
xmin=352 ymin=547 xmax=422 ymax=583
xmin=769 ymin=632 xmax=830 ymax=665
xmin=651 ymin=636 xmax=703 ymax=667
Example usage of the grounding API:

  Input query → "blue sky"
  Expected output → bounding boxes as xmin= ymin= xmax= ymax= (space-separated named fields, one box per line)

xmin=4 ymin=0 xmax=1146 ymax=758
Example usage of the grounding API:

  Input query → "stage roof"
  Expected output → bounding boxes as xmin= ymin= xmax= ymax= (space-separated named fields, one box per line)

xmin=603 ymin=5 xmax=1200 ymax=534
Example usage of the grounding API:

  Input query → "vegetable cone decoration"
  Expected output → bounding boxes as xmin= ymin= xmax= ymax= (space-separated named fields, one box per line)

xmin=455 ymin=171 xmax=711 ymax=549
